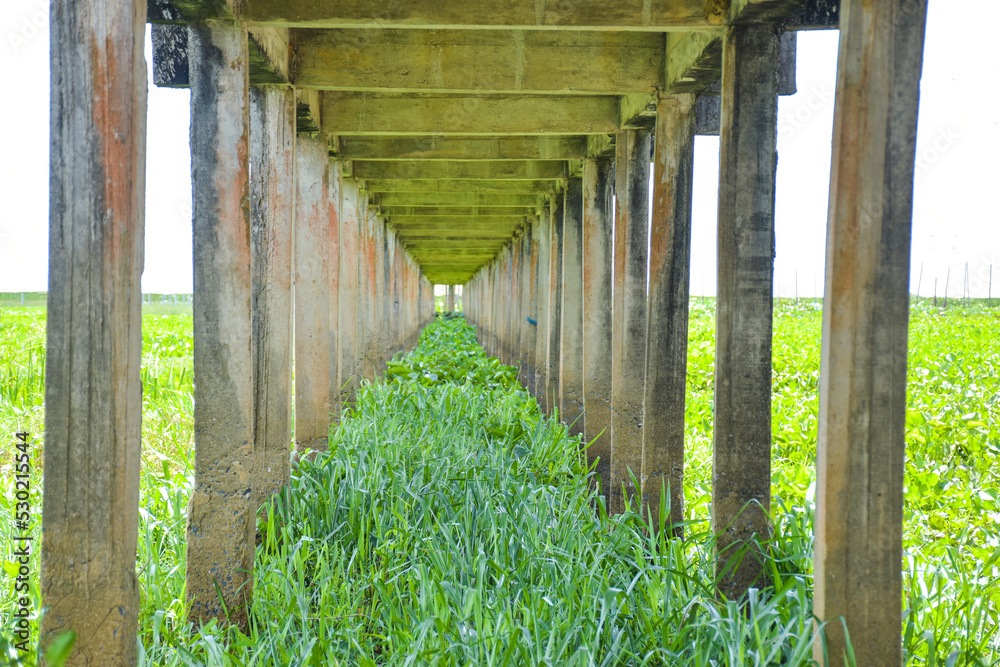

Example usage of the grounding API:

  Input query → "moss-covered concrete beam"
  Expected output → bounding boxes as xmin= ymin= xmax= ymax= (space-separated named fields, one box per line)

xmin=353 ymin=161 xmax=567 ymax=181
xmin=293 ymin=29 xmax=663 ymax=94
xmin=244 ymin=0 xmax=726 ymax=29
xmin=730 ymin=0 xmax=808 ymax=23
xmin=363 ymin=179 xmax=557 ymax=194
xmin=375 ymin=192 xmax=548 ymax=207
xmin=321 ymin=93 xmax=619 ymax=135
xmin=389 ymin=217 xmax=527 ymax=229
xmin=665 ymin=31 xmax=723 ymax=93
xmin=334 ymin=135 xmax=592 ymax=161
xmin=382 ymin=205 xmax=541 ymax=217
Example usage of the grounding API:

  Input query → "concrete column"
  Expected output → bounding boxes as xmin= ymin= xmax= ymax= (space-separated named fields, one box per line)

xmin=362 ymin=203 xmax=378 ymax=380
xmin=250 ymin=86 xmax=294 ymax=506
xmin=546 ymin=196 xmax=565 ymax=415
xmin=814 ymin=1 xmax=928 ymax=663
xmin=519 ymin=227 xmax=535 ymax=390
xmin=293 ymin=136 xmax=332 ymax=452
xmin=534 ymin=210 xmax=551 ymax=410
xmin=42 ymin=0 xmax=146 ymax=659
xmin=582 ymin=157 xmax=614 ymax=502
xmin=610 ymin=129 xmax=651 ymax=516
xmin=446 ymin=284 xmax=456 ymax=312
xmin=713 ymin=23 xmax=780 ymax=599
xmin=526 ymin=221 xmax=541 ymax=394
xmin=560 ymin=178 xmax=585 ymax=435
xmin=642 ymin=93 xmax=697 ymax=535
xmin=185 ymin=20 xmax=254 ymax=629
xmin=338 ymin=177 xmax=360 ymax=399
xmin=327 ymin=166 xmax=341 ymax=420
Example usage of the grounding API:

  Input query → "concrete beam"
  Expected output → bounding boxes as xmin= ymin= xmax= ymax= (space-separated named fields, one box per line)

xmin=42 ymin=0 xmax=146 ymax=660
xmin=245 ymin=0 xmax=725 ymax=29
xmin=321 ymin=93 xmax=620 ymax=135
xmin=730 ymin=0 xmax=807 ymax=22
xmin=374 ymin=192 xmax=548 ymax=207
xmin=294 ymin=29 xmax=663 ymax=94
xmin=814 ymin=0 xmax=927 ymax=663
xmin=387 ymin=216 xmax=527 ymax=227
xmin=665 ymin=31 xmax=722 ymax=93
xmin=382 ymin=205 xmax=539 ymax=217
xmin=353 ymin=160 xmax=568 ymax=181
xmin=335 ymin=135 xmax=591 ymax=161
xmin=185 ymin=20 xmax=254 ymax=630
xmin=363 ymin=179 xmax=557 ymax=194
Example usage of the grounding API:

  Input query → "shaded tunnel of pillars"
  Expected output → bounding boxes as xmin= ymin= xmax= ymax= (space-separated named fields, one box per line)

xmin=44 ymin=0 xmax=927 ymax=664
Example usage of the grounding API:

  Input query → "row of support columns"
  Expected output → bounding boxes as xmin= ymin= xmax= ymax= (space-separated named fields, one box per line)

xmin=43 ymin=0 xmax=927 ymax=663
xmin=465 ymin=3 xmax=928 ymax=663
xmin=42 ymin=14 xmax=435 ymax=663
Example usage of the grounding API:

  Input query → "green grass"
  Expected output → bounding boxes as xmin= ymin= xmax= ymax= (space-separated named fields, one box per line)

xmin=1 ymin=299 xmax=998 ymax=665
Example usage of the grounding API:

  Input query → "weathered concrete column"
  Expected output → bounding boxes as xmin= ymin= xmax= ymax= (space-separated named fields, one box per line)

xmin=361 ymin=202 xmax=378 ymax=380
xmin=610 ymin=129 xmax=651 ymax=515
xmin=526 ymin=221 xmax=541 ymax=394
xmin=519 ymin=227 xmax=535 ymax=390
xmin=546 ymin=196 xmax=565 ymax=415
xmin=713 ymin=23 xmax=780 ymax=599
xmin=814 ymin=1 xmax=928 ymax=663
xmin=338 ymin=177 xmax=360 ymax=399
xmin=250 ymin=85 xmax=294 ymax=505
xmin=185 ymin=20 xmax=254 ymax=629
xmin=560 ymin=177 xmax=585 ymax=435
xmin=582 ymin=157 xmax=614 ymax=501
xmin=534 ymin=210 xmax=552 ymax=410
xmin=642 ymin=93 xmax=696 ymax=535
xmin=446 ymin=284 xmax=456 ymax=312
xmin=42 ymin=0 xmax=146 ymax=659
xmin=327 ymin=168 xmax=341 ymax=420
xmin=294 ymin=136 xmax=332 ymax=452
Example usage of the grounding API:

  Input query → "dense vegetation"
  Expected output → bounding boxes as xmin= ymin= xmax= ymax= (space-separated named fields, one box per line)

xmin=1 ymin=299 xmax=998 ymax=664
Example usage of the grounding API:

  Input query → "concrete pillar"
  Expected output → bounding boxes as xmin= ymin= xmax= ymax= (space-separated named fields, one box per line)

xmin=582 ymin=157 xmax=614 ymax=502
xmin=643 ymin=93 xmax=697 ymax=534
xmin=42 ymin=0 xmax=146 ymax=659
xmin=249 ymin=86 xmax=294 ymax=505
xmin=713 ymin=23 xmax=780 ymax=599
xmin=185 ymin=20 xmax=254 ymax=629
xmin=519 ymin=227 xmax=535 ymax=390
xmin=327 ymin=169 xmax=341 ymax=419
xmin=338 ymin=177 xmax=360 ymax=399
xmin=446 ymin=284 xmax=455 ymax=312
xmin=362 ymin=203 xmax=378 ymax=380
xmin=560 ymin=177 xmax=585 ymax=435
xmin=814 ymin=1 xmax=928 ymax=663
xmin=534 ymin=210 xmax=551 ymax=410
xmin=610 ymin=129 xmax=651 ymax=516
xmin=546 ymin=196 xmax=565 ymax=415
xmin=293 ymin=136 xmax=332 ymax=452
xmin=526 ymin=221 xmax=541 ymax=394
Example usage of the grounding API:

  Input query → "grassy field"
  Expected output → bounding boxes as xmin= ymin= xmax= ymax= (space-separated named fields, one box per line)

xmin=1 ymin=298 xmax=998 ymax=664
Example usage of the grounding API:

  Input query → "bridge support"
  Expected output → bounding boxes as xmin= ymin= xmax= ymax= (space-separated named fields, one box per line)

xmin=814 ymin=0 xmax=928 ymax=663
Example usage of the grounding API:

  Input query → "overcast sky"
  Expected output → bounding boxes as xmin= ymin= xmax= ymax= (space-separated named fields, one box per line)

xmin=1 ymin=1 xmax=997 ymax=298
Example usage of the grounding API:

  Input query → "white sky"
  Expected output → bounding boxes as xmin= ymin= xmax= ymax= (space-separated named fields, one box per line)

xmin=1 ymin=1 xmax=997 ymax=298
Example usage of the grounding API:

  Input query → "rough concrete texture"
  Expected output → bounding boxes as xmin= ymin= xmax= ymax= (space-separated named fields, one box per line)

xmin=534 ymin=212 xmax=552 ymax=412
xmin=545 ymin=197 xmax=564 ymax=416
xmin=185 ymin=20 xmax=255 ymax=630
xmin=559 ymin=178 xmax=585 ymax=436
xmin=294 ymin=135 xmax=333 ymax=452
xmin=813 ymin=0 xmax=927 ymax=663
xmin=582 ymin=157 xmax=614 ymax=502
xmin=642 ymin=93 xmax=696 ymax=536
xmin=610 ymin=129 xmax=651 ymax=516
xmin=338 ymin=178 xmax=360 ymax=398
xmin=712 ymin=22 xmax=780 ymax=600
xmin=42 ymin=0 xmax=146 ymax=662
xmin=250 ymin=86 xmax=295 ymax=506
